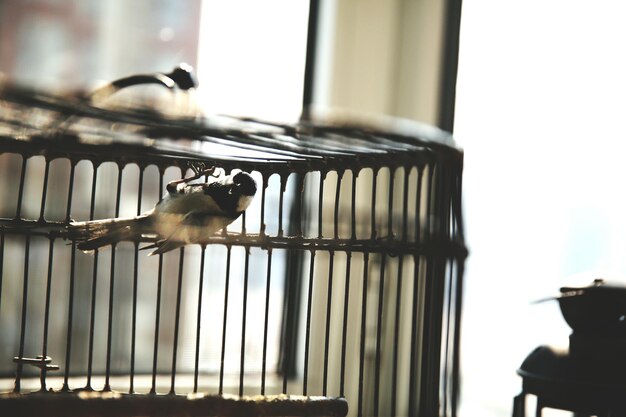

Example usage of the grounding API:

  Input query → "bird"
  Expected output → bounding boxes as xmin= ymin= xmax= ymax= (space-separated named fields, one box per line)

xmin=69 ymin=167 xmax=257 ymax=255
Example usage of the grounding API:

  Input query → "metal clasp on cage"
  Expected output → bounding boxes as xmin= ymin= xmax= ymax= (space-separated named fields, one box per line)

xmin=13 ymin=355 xmax=60 ymax=392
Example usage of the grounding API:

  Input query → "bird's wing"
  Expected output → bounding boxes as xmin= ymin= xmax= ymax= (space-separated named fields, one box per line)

xmin=147 ymin=211 xmax=207 ymax=256
xmin=155 ymin=183 xmax=229 ymax=216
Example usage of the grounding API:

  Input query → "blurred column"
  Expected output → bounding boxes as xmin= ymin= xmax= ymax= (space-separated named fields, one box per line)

xmin=311 ymin=0 xmax=449 ymax=126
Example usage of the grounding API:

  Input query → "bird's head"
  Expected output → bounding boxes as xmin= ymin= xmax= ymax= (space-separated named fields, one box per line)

xmin=231 ymin=171 xmax=257 ymax=212
xmin=233 ymin=171 xmax=257 ymax=196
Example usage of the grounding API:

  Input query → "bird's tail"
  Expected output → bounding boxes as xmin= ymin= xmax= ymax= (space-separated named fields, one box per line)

xmin=68 ymin=215 xmax=152 ymax=251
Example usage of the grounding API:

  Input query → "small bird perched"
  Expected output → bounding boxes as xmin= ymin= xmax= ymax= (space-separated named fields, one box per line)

xmin=69 ymin=167 xmax=257 ymax=255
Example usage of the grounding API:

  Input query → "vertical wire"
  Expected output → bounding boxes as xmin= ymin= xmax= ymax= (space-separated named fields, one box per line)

xmin=420 ymin=163 xmax=439 ymax=417
xmin=391 ymin=167 xmax=410 ymax=416
xmin=409 ymin=166 xmax=424 ymax=417
xmin=451 ymin=260 xmax=464 ymax=417
xmin=408 ymin=254 xmax=421 ymax=417
xmin=281 ymin=269 xmax=290 ymax=398
xmin=104 ymin=267 xmax=116 ymax=393
xmin=62 ymin=241 xmax=76 ymax=391
xmin=302 ymin=250 xmax=316 ymax=396
xmin=427 ymin=161 xmax=438 ymax=412
xmin=425 ymin=164 xmax=436 ymax=239
xmin=368 ymin=165 xmax=394 ymax=417
xmin=104 ymin=164 xmax=124 ymax=392
xmin=64 ymin=161 xmax=76 ymax=223
xmin=239 ymin=246 xmax=251 ymax=396
xmin=350 ymin=170 xmax=358 ymax=240
xmin=440 ymin=166 xmax=459 ymax=416
xmin=14 ymin=154 xmax=27 ymax=219
xmin=61 ymin=160 xmax=78 ymax=391
xmin=150 ymin=253 xmax=164 ymax=394
xmin=317 ymin=171 xmax=326 ymax=238
xmin=441 ymin=173 xmax=451 ymax=416
xmin=320 ymin=170 xmax=343 ymax=395
xmin=451 ymin=170 xmax=465 ymax=417
xmin=442 ymin=261 xmax=455 ymax=417
xmin=358 ymin=167 xmax=376 ymax=414
xmin=129 ymin=166 xmax=144 ymax=394
xmin=261 ymin=248 xmax=273 ymax=395
xmin=370 ymin=169 xmax=378 ymax=239
xmin=295 ymin=174 xmax=305 ymax=237
xmin=169 ymin=247 xmax=186 ymax=395
xmin=39 ymin=237 xmax=55 ymax=392
xmin=259 ymin=174 xmax=268 ymax=236
xmin=357 ymin=251 xmax=370 ymax=417
xmin=322 ymin=250 xmax=335 ymax=396
xmin=13 ymin=233 xmax=31 ymax=393
xmin=85 ymin=163 xmax=99 ymax=390
xmin=402 ymin=167 xmax=410 ymax=243
xmin=391 ymin=255 xmax=404 ymax=417
xmin=447 ymin=170 xmax=460 ymax=416
xmin=339 ymin=251 xmax=352 ymax=397
xmin=130 ymin=257 xmax=140 ymax=392
xmin=374 ymin=255 xmax=386 ymax=417
xmin=387 ymin=167 xmax=395 ymax=238
xmin=414 ymin=166 xmax=424 ymax=242
xmin=193 ymin=246 xmax=207 ymax=393
xmin=340 ymin=170 xmax=358 ymax=396
xmin=279 ymin=204 xmax=303 ymax=398
xmin=219 ymin=246 xmax=232 ymax=395
xmin=278 ymin=174 xmax=286 ymax=237
xmin=333 ymin=170 xmax=344 ymax=239
xmin=150 ymin=169 xmax=165 ymax=394
xmin=38 ymin=159 xmax=51 ymax=222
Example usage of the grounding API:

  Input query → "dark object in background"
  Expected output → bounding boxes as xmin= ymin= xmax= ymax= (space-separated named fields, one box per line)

xmin=555 ymin=279 xmax=626 ymax=335
xmin=514 ymin=279 xmax=626 ymax=417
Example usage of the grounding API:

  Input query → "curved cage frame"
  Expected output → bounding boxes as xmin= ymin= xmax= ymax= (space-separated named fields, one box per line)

xmin=0 ymin=83 xmax=466 ymax=417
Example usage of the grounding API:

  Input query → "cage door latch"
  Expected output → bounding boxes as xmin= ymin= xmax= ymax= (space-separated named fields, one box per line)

xmin=13 ymin=355 xmax=60 ymax=372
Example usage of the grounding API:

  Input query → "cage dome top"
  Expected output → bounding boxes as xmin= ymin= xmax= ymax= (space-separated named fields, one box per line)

xmin=0 ymin=81 xmax=462 ymax=175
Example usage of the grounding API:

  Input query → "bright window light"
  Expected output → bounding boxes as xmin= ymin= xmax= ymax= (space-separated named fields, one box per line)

xmin=196 ymin=0 xmax=310 ymax=122
xmin=455 ymin=1 xmax=626 ymax=416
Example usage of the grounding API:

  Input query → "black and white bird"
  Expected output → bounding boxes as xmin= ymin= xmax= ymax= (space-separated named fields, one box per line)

xmin=69 ymin=168 xmax=257 ymax=255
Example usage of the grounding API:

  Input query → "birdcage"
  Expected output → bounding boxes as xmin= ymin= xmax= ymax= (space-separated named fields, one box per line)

xmin=0 ymin=68 xmax=466 ymax=417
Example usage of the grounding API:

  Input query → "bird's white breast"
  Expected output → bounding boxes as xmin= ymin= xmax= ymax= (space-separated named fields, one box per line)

xmin=236 ymin=195 xmax=254 ymax=212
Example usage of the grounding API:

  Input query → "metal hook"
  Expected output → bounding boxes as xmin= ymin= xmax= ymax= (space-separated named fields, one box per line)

xmin=45 ymin=63 xmax=198 ymax=136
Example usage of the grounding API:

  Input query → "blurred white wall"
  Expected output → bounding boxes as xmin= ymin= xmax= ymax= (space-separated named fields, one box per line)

xmin=312 ymin=0 xmax=447 ymax=125
xmin=455 ymin=1 xmax=626 ymax=416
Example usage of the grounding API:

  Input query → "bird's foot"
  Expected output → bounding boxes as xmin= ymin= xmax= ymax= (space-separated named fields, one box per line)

xmin=189 ymin=162 xmax=221 ymax=178
xmin=166 ymin=163 xmax=222 ymax=193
